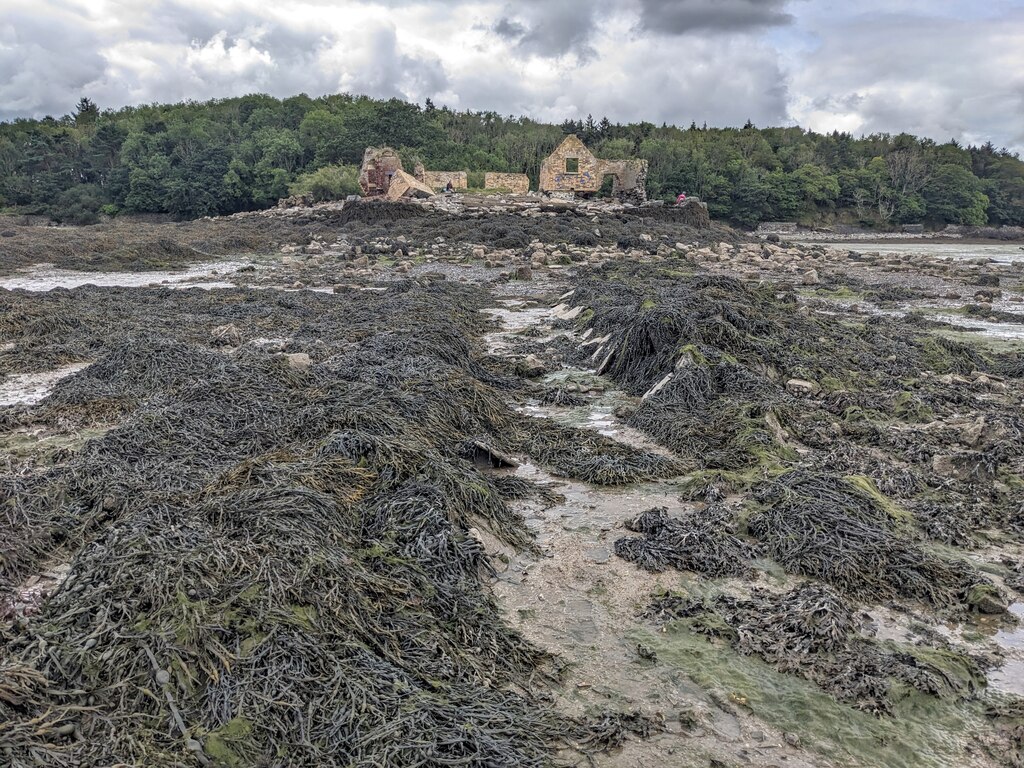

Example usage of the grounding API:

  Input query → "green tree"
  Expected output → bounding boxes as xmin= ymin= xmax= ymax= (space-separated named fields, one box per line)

xmin=289 ymin=164 xmax=360 ymax=201
xmin=727 ymin=162 xmax=773 ymax=228
xmin=124 ymin=154 xmax=172 ymax=212
xmin=790 ymin=164 xmax=840 ymax=217
xmin=924 ymin=164 xmax=989 ymax=225
xmin=2 ymin=89 xmax=1022 ymax=227
xmin=74 ymin=97 xmax=99 ymax=129
xmin=299 ymin=109 xmax=349 ymax=165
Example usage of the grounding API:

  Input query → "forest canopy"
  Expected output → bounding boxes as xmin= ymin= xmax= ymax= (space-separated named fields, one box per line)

xmin=2 ymin=93 xmax=1022 ymax=229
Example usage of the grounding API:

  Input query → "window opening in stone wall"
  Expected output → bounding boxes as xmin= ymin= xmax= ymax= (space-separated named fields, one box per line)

xmin=565 ymin=158 xmax=579 ymax=174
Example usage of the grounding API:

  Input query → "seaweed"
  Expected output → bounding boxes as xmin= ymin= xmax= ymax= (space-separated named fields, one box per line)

xmin=748 ymin=471 xmax=996 ymax=609
xmin=647 ymin=584 xmax=986 ymax=714
xmin=614 ymin=505 xmax=757 ymax=577
xmin=0 ymin=278 xmax=662 ymax=766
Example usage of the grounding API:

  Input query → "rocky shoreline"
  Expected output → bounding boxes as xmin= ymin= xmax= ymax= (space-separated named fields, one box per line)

xmin=1 ymin=198 xmax=1023 ymax=768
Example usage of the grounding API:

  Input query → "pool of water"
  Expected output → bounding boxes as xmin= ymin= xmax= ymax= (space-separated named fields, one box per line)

xmin=0 ymin=260 xmax=254 ymax=292
xmin=929 ymin=314 xmax=1024 ymax=340
xmin=0 ymin=363 xmax=91 ymax=406
xmin=801 ymin=241 xmax=1024 ymax=265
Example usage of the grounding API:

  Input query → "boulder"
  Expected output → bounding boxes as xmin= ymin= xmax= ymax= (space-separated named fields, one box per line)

xmin=786 ymin=378 xmax=820 ymax=396
xmin=282 ymin=353 xmax=311 ymax=373
xmin=931 ymin=452 xmax=992 ymax=482
xmin=515 ymin=355 xmax=547 ymax=378
xmin=801 ymin=269 xmax=820 ymax=286
xmin=210 ymin=324 xmax=242 ymax=347
xmin=968 ymin=584 xmax=1007 ymax=615
xmin=960 ymin=417 xmax=986 ymax=447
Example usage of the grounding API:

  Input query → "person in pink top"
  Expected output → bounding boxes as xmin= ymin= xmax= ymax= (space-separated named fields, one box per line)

xmin=676 ymin=192 xmax=687 ymax=204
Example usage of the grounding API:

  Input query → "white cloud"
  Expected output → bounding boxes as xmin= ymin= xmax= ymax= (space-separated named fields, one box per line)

xmin=789 ymin=9 xmax=1024 ymax=152
xmin=0 ymin=0 xmax=1020 ymax=154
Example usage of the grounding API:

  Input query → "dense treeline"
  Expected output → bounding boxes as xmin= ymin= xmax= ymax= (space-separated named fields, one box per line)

xmin=2 ymin=93 xmax=1023 ymax=229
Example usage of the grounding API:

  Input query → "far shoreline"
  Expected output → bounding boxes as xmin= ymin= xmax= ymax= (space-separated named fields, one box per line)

xmin=783 ymin=236 xmax=1024 ymax=246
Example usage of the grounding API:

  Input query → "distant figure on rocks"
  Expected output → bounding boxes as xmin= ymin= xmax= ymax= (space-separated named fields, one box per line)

xmin=676 ymin=192 xmax=687 ymax=205
xmin=445 ymin=180 xmax=454 ymax=193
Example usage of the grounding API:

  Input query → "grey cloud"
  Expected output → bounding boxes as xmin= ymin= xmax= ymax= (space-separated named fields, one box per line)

xmin=487 ymin=1 xmax=612 ymax=60
xmin=492 ymin=18 xmax=526 ymax=40
xmin=343 ymin=22 xmax=448 ymax=100
xmin=637 ymin=0 xmax=795 ymax=35
xmin=1 ymin=1 xmax=449 ymax=119
xmin=450 ymin=34 xmax=790 ymax=131
xmin=135 ymin=1 xmax=227 ymax=44
xmin=618 ymin=43 xmax=789 ymax=127
xmin=2 ymin=0 xmax=1021 ymax=156
xmin=0 ymin=7 xmax=108 ymax=119
xmin=791 ymin=12 xmax=1024 ymax=153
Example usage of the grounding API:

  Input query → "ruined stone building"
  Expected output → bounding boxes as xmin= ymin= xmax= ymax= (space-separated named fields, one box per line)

xmin=539 ymin=135 xmax=648 ymax=203
xmin=359 ymin=136 xmax=648 ymax=203
xmin=358 ymin=147 xmax=403 ymax=197
xmin=358 ymin=147 xmax=435 ymax=200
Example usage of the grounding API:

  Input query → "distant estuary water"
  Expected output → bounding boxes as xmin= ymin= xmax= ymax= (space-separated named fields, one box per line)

xmin=798 ymin=240 xmax=1024 ymax=265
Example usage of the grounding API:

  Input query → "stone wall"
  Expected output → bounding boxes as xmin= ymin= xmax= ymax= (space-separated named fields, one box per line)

xmin=359 ymin=147 xmax=404 ymax=197
xmin=539 ymin=135 xmax=647 ymax=202
xmin=756 ymin=222 xmax=799 ymax=234
xmin=539 ymin=135 xmax=602 ymax=194
xmin=605 ymin=159 xmax=648 ymax=204
xmin=421 ymin=171 xmax=468 ymax=191
xmin=484 ymin=173 xmax=530 ymax=194
xmin=384 ymin=169 xmax=436 ymax=201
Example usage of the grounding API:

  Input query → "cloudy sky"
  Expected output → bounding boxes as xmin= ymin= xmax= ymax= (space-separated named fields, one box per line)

xmin=2 ymin=0 xmax=1023 ymax=152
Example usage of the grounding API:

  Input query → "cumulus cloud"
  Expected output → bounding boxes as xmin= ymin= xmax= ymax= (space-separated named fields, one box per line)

xmin=0 ymin=3 xmax=108 ymax=118
xmin=443 ymin=21 xmax=789 ymax=129
xmin=789 ymin=10 xmax=1024 ymax=152
xmin=636 ymin=0 xmax=797 ymax=35
xmin=0 ymin=0 xmax=1020 ymax=154
xmin=487 ymin=1 xmax=615 ymax=61
xmin=492 ymin=18 xmax=527 ymax=40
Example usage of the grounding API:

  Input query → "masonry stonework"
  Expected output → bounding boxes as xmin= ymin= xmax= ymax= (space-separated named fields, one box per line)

xmin=539 ymin=135 xmax=602 ymax=195
xmin=484 ymin=173 xmax=531 ymax=194
xmin=384 ymin=169 xmax=435 ymax=201
xmin=358 ymin=147 xmax=404 ymax=197
xmin=421 ymin=171 xmax=468 ymax=191
xmin=539 ymin=135 xmax=647 ymax=203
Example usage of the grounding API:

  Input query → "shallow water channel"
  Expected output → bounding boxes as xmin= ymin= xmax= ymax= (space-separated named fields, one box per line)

xmin=481 ymin=296 xmax=825 ymax=768
xmin=0 ymin=362 xmax=91 ymax=406
xmin=0 ymin=260 xmax=252 ymax=291
xmin=798 ymin=241 xmax=1024 ymax=265
xmin=480 ymin=289 xmax=1024 ymax=768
